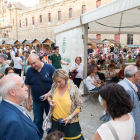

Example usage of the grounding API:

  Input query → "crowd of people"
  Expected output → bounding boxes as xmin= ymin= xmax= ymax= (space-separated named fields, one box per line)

xmin=0 ymin=44 xmax=140 ymax=140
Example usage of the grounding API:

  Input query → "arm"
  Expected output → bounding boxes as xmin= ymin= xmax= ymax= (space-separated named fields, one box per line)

xmin=25 ymin=85 xmax=32 ymax=112
xmin=0 ymin=73 xmax=3 ymax=78
xmin=92 ymin=131 xmax=102 ymax=140
xmin=60 ymin=60 xmax=69 ymax=65
xmin=48 ymin=60 xmax=52 ymax=64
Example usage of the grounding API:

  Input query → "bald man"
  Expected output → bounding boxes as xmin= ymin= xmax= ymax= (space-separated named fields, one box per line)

xmin=25 ymin=54 xmax=55 ymax=138
xmin=0 ymin=74 xmax=41 ymax=140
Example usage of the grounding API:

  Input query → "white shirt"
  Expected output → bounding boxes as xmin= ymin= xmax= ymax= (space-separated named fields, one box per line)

xmin=13 ymin=56 xmax=22 ymax=69
xmin=70 ymin=63 xmax=84 ymax=79
xmin=86 ymin=76 xmax=96 ymax=90
xmin=10 ymin=50 xmax=15 ymax=58
xmin=97 ymin=114 xmax=135 ymax=140
xmin=30 ymin=50 xmax=35 ymax=54
xmin=104 ymin=48 xmax=107 ymax=53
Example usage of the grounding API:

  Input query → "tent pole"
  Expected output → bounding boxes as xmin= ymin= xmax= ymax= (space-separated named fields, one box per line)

xmin=83 ymin=23 xmax=88 ymax=95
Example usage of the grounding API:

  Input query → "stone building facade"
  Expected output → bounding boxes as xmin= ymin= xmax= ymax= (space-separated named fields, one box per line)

xmin=0 ymin=0 xmax=139 ymax=47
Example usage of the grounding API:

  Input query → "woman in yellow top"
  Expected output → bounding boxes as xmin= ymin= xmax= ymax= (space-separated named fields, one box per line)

xmin=43 ymin=69 xmax=84 ymax=140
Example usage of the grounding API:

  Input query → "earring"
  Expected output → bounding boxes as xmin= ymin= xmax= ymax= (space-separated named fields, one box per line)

xmin=65 ymin=80 xmax=67 ymax=85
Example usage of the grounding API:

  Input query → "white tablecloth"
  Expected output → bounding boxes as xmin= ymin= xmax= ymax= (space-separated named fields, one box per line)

xmin=98 ymin=69 xmax=120 ymax=74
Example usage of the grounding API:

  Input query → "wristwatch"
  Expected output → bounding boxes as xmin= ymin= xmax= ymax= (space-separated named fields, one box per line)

xmin=68 ymin=115 xmax=72 ymax=120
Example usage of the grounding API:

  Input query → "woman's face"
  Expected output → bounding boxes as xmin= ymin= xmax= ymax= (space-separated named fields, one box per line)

xmin=55 ymin=78 xmax=66 ymax=88
xmin=109 ymin=67 xmax=114 ymax=71
xmin=76 ymin=58 xmax=81 ymax=64
xmin=103 ymin=61 xmax=105 ymax=65
xmin=7 ymin=69 xmax=14 ymax=74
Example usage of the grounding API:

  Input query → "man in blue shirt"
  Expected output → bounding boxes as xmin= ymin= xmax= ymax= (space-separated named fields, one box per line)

xmin=25 ymin=54 xmax=55 ymax=139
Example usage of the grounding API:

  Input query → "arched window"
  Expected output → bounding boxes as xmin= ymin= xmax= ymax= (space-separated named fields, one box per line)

xmin=26 ymin=19 xmax=28 ymax=26
xmin=82 ymin=5 xmax=86 ymax=14
xmin=32 ymin=17 xmax=34 ymax=25
xmin=48 ymin=13 xmax=51 ymax=22
xmin=58 ymin=11 xmax=61 ymax=20
xmin=69 ymin=8 xmax=73 ymax=19
xmin=19 ymin=20 xmax=21 ymax=27
xmin=40 ymin=15 xmax=42 ymax=23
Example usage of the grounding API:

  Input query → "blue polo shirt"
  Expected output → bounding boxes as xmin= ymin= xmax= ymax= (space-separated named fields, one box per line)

xmin=25 ymin=63 xmax=55 ymax=102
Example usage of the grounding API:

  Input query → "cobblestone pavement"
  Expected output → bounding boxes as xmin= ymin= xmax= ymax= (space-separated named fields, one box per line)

xmin=0 ymin=94 xmax=104 ymax=140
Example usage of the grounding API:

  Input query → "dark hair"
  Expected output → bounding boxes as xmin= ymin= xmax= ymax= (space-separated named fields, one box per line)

xmin=39 ymin=56 xmax=44 ymax=61
xmin=15 ymin=52 xmax=19 ymax=57
xmin=108 ymin=64 xmax=115 ymax=69
xmin=99 ymin=83 xmax=134 ymax=119
xmin=5 ymin=67 xmax=15 ymax=75
xmin=54 ymin=46 xmax=59 ymax=50
xmin=23 ymin=51 xmax=26 ymax=55
xmin=87 ymin=69 xmax=93 ymax=75
xmin=45 ymin=131 xmax=64 ymax=140
xmin=101 ymin=60 xmax=105 ymax=65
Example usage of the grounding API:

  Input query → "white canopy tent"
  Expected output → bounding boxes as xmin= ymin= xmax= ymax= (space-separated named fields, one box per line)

xmin=54 ymin=0 xmax=140 ymax=91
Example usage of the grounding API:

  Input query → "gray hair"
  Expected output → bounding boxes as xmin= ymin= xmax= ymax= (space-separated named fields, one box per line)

xmin=29 ymin=54 xmax=39 ymax=59
xmin=0 ymin=54 xmax=7 ymax=61
xmin=0 ymin=74 xmax=18 ymax=98
xmin=124 ymin=65 xmax=138 ymax=78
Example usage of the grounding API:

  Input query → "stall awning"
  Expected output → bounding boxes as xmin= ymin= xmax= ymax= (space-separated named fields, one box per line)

xmin=103 ymin=39 xmax=120 ymax=44
xmin=88 ymin=38 xmax=104 ymax=44
xmin=54 ymin=0 xmax=140 ymax=34
xmin=22 ymin=39 xmax=33 ymax=44
xmin=4 ymin=41 xmax=17 ymax=45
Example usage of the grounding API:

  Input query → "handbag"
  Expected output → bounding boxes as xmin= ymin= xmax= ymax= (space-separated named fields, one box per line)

xmin=69 ymin=64 xmax=78 ymax=80
xmin=69 ymin=70 xmax=78 ymax=80
xmin=42 ymin=115 xmax=52 ymax=131
xmin=35 ymin=71 xmax=52 ymax=131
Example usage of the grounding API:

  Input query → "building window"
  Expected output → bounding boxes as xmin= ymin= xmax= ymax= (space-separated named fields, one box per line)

xmin=19 ymin=20 xmax=21 ymax=27
xmin=58 ymin=11 xmax=61 ymax=21
xmin=69 ymin=8 xmax=73 ymax=19
xmin=96 ymin=0 xmax=101 ymax=8
xmin=26 ymin=19 xmax=28 ymax=26
xmin=127 ymin=34 xmax=133 ymax=45
xmin=48 ymin=13 xmax=51 ymax=22
xmin=115 ymin=34 xmax=120 ymax=43
xmin=13 ymin=19 xmax=14 ymax=25
xmin=40 ymin=15 xmax=42 ymax=23
xmin=82 ymin=5 xmax=86 ymax=14
xmin=96 ymin=34 xmax=101 ymax=40
xmin=32 ymin=17 xmax=34 ymax=25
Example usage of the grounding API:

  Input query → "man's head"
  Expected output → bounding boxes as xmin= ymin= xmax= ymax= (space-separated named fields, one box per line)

xmin=124 ymin=65 xmax=139 ymax=82
xmin=91 ymin=59 xmax=96 ymax=65
xmin=28 ymin=54 xmax=42 ymax=71
xmin=54 ymin=46 xmax=59 ymax=53
xmin=0 ymin=74 xmax=28 ymax=105
xmin=0 ymin=54 xmax=7 ymax=64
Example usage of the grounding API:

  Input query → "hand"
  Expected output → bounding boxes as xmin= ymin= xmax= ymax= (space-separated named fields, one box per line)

xmin=49 ymin=100 xmax=56 ymax=108
xmin=134 ymin=134 xmax=138 ymax=140
xmin=42 ymin=93 xmax=49 ymax=101
xmin=26 ymin=103 xmax=33 ymax=112
xmin=63 ymin=117 xmax=70 ymax=126
xmin=66 ymin=63 xmax=69 ymax=65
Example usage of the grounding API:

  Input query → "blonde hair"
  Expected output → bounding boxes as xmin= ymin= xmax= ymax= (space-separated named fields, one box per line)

xmin=52 ymin=69 xmax=69 ymax=83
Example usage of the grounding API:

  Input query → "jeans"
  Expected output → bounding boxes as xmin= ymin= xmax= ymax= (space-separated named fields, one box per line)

xmin=33 ymin=100 xmax=52 ymax=139
xmin=90 ymin=85 xmax=103 ymax=92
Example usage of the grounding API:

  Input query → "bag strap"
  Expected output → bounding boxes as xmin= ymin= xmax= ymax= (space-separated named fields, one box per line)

xmin=106 ymin=122 xmax=119 ymax=140
xmin=35 ymin=71 xmax=47 ymax=93
xmin=131 ymin=115 xmax=135 ymax=140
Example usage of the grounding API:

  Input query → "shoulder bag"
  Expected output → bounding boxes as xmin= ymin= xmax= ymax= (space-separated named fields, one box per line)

xmin=35 ymin=71 xmax=52 ymax=132
xmin=69 ymin=64 xmax=78 ymax=80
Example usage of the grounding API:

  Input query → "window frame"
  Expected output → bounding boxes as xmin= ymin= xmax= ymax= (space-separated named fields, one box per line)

xmin=19 ymin=20 xmax=21 ymax=27
xmin=69 ymin=8 xmax=73 ymax=19
xmin=32 ymin=17 xmax=34 ymax=25
xmin=26 ymin=18 xmax=28 ymax=26
xmin=58 ymin=11 xmax=61 ymax=21
xmin=127 ymin=34 xmax=133 ymax=45
xmin=40 ymin=15 xmax=42 ymax=23
xmin=82 ymin=5 xmax=86 ymax=14
xmin=48 ymin=13 xmax=51 ymax=22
